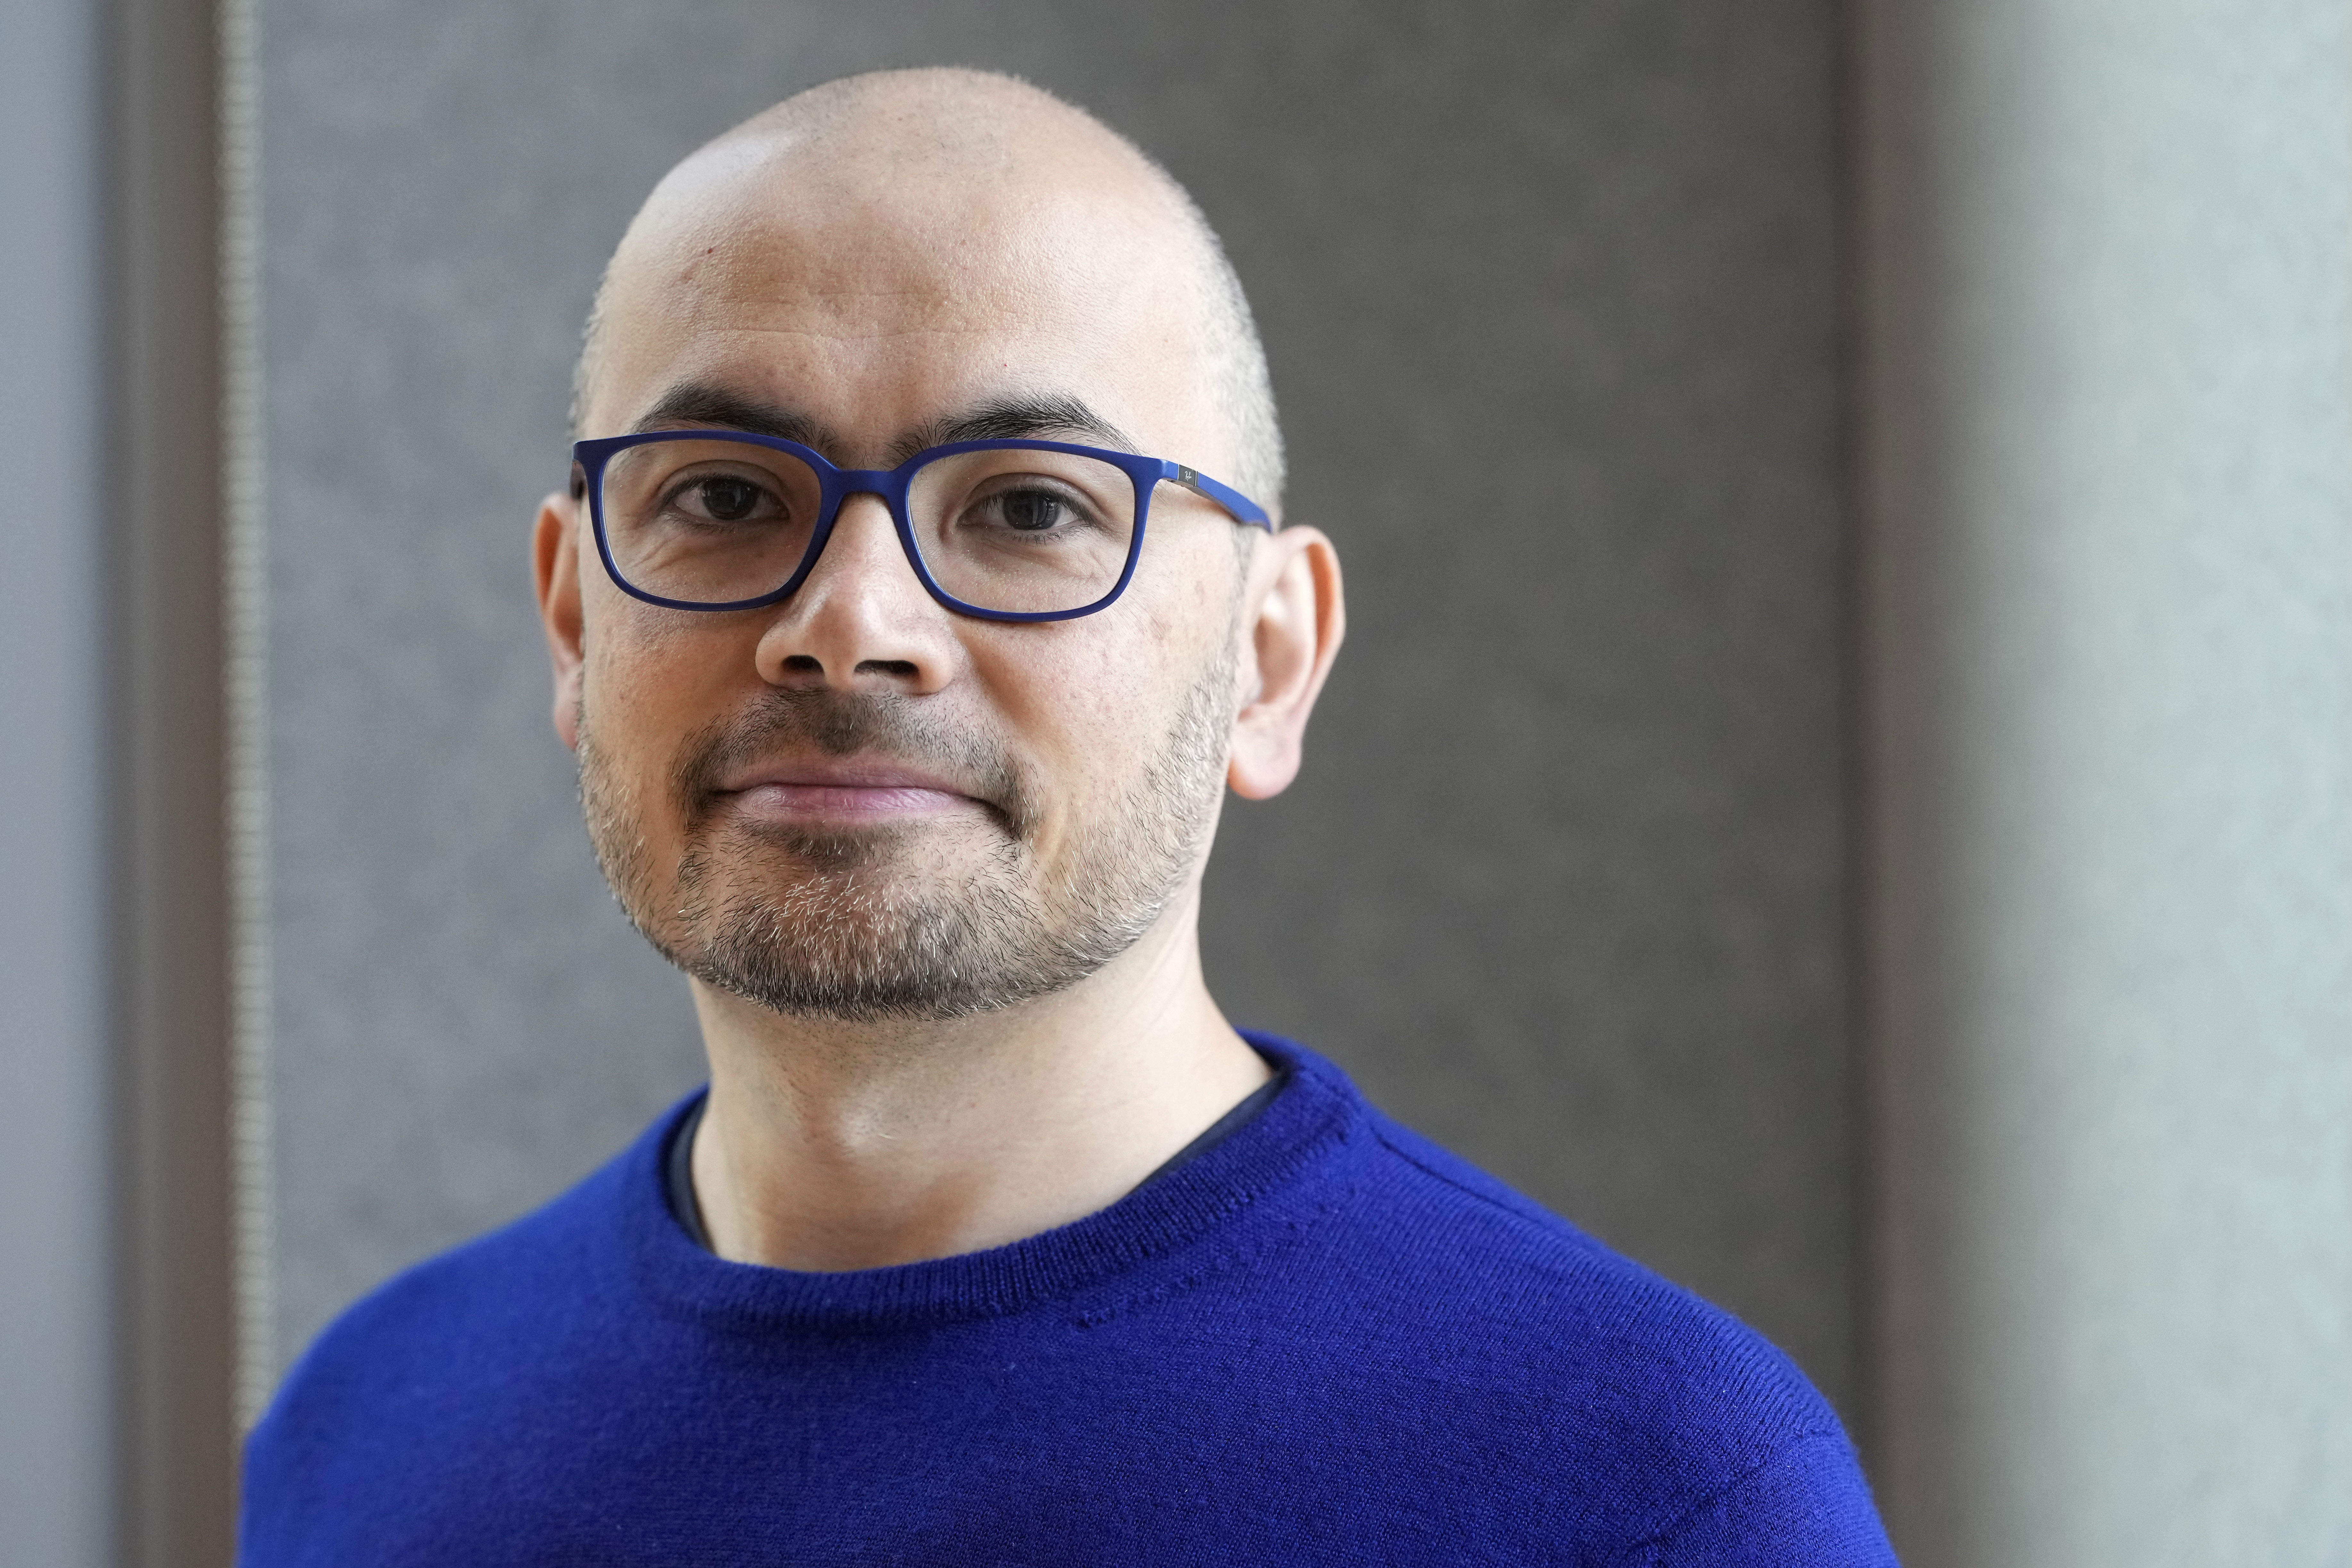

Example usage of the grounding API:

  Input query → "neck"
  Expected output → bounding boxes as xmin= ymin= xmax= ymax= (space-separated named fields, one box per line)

xmin=683 ymin=884 xmax=1269 ymax=1271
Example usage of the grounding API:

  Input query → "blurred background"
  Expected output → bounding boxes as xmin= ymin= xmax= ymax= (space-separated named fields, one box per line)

xmin=2 ymin=1 xmax=2346 ymax=1564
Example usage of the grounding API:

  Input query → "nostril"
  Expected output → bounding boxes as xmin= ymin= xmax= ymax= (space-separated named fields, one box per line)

xmin=856 ymin=660 xmax=918 ymax=679
xmin=781 ymin=654 xmax=823 ymax=674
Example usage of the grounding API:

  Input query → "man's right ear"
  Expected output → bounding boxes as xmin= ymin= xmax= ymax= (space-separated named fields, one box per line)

xmin=533 ymin=490 xmax=585 ymax=751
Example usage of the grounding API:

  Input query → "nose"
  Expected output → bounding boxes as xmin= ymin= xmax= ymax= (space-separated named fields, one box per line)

xmin=752 ymin=492 xmax=955 ymax=693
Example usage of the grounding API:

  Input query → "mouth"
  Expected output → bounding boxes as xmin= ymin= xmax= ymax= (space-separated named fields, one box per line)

xmin=709 ymin=757 xmax=986 ymax=824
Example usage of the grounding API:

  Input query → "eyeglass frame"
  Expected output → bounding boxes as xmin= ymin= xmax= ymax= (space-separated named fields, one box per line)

xmin=570 ymin=430 xmax=1273 ymax=624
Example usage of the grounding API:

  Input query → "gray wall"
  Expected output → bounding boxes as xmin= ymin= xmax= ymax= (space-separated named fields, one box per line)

xmin=1859 ymin=1 xmax=2352 ymax=1560
xmin=0 ymin=0 xmax=110 ymax=1561
xmin=262 ymin=0 xmax=1859 ymax=1419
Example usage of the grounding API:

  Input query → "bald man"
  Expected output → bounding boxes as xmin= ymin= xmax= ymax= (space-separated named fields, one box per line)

xmin=241 ymin=70 xmax=1894 ymax=1565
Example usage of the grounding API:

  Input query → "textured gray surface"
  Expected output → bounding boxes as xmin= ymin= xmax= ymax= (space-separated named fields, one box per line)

xmin=263 ymin=0 xmax=1858 ymax=1414
xmin=0 ymin=0 xmax=110 ymax=1560
xmin=1859 ymin=2 xmax=2352 ymax=1559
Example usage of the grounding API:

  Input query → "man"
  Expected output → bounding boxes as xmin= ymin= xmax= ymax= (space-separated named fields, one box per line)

xmin=242 ymin=68 xmax=1895 ymax=1564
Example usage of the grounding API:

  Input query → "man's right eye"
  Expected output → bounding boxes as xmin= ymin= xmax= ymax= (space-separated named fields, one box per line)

xmin=679 ymin=475 xmax=768 ymax=523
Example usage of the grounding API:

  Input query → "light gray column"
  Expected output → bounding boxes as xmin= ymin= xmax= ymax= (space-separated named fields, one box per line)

xmin=0 ymin=0 xmax=111 ymax=1562
xmin=1858 ymin=2 xmax=2352 ymax=1561
xmin=1 ymin=0 xmax=239 ymax=1559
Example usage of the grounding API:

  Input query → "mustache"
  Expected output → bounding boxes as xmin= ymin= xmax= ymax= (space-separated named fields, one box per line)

xmin=669 ymin=687 xmax=1035 ymax=835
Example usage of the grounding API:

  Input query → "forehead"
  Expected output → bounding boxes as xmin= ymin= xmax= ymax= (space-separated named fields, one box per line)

xmin=585 ymin=144 xmax=1209 ymax=452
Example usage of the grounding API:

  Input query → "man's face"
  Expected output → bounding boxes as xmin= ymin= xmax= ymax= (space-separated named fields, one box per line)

xmin=545 ymin=138 xmax=1253 ymax=1022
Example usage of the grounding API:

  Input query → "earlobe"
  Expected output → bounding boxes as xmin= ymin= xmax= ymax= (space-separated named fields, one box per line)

xmin=1227 ymin=527 xmax=1345 ymax=801
xmin=533 ymin=491 xmax=586 ymax=751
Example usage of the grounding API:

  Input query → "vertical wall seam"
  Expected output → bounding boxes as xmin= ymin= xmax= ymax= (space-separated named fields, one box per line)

xmin=220 ymin=0 xmax=274 ymax=1437
xmin=1830 ymin=0 xmax=1882 ymax=1482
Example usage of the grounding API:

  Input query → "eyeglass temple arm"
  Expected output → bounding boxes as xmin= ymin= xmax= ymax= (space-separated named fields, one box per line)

xmin=1164 ymin=462 xmax=1274 ymax=531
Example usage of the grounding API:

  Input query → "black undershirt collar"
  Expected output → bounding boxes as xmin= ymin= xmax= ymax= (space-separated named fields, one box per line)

xmin=662 ymin=1064 xmax=1289 ymax=1255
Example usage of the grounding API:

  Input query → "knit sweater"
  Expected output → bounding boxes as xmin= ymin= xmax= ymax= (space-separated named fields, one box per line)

xmin=241 ymin=1034 xmax=1896 ymax=1565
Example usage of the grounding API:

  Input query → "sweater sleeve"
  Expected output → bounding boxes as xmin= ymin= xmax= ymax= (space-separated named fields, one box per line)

xmin=1621 ymin=1432 xmax=1901 ymax=1567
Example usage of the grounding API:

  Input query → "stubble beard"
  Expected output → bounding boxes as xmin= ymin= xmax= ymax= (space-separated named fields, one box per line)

xmin=576 ymin=643 xmax=1237 ymax=1025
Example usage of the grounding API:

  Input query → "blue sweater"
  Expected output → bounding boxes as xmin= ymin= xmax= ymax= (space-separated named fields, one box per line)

xmin=242 ymin=1035 xmax=1895 ymax=1565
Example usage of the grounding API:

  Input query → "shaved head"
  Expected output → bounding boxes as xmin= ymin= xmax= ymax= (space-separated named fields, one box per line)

xmin=572 ymin=68 xmax=1286 ymax=512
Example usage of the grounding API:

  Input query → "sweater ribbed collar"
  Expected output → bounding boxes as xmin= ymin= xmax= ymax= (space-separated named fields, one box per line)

xmin=618 ymin=1031 xmax=1361 ymax=1334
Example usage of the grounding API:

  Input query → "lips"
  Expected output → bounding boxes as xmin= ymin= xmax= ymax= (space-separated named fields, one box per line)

xmin=669 ymin=689 xmax=1031 ymax=836
xmin=712 ymin=759 xmax=981 ymax=821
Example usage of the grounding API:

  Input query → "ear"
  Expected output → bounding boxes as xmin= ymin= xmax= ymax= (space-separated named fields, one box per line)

xmin=1228 ymin=525 xmax=1345 ymax=800
xmin=533 ymin=488 xmax=586 ymax=751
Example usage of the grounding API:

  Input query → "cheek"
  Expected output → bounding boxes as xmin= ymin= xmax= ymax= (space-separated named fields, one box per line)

xmin=973 ymin=625 xmax=1142 ymax=776
xmin=975 ymin=554 xmax=1234 ymax=810
xmin=1124 ymin=534 xmax=1242 ymax=703
xmin=581 ymin=601 xmax=748 ymax=757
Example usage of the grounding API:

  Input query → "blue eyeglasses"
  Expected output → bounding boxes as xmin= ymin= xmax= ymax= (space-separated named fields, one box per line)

xmin=571 ymin=431 xmax=1271 ymax=623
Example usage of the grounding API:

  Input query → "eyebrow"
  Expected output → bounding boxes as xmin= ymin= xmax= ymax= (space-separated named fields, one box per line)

xmin=893 ymin=396 xmax=1139 ymax=462
xmin=628 ymin=382 xmax=1139 ymax=468
xmin=630 ymin=385 xmax=835 ymax=448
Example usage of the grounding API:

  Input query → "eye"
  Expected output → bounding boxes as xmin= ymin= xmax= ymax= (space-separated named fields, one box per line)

xmin=959 ymin=476 xmax=1106 ymax=539
xmin=661 ymin=470 xmax=784 ymax=527
xmin=992 ymin=486 xmax=1072 ymax=533
xmin=690 ymin=475 xmax=765 ymax=522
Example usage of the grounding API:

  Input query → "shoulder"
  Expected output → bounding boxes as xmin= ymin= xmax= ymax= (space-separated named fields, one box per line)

xmin=243 ymin=1100 xmax=681 ymax=1503
xmin=1348 ymin=1105 xmax=1843 ymax=1440
xmin=1268 ymin=1037 xmax=1831 ymax=1425
xmin=282 ymin=1154 xmax=616 ymax=1359
xmin=1253 ymin=1038 xmax=1891 ymax=1559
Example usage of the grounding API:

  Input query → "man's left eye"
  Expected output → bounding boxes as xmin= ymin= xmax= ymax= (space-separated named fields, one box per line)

xmin=994 ymin=488 xmax=1069 ymax=532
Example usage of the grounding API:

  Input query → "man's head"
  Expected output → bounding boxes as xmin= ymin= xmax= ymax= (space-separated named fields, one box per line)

xmin=573 ymin=72 xmax=1286 ymax=516
xmin=534 ymin=68 xmax=1342 ymax=1023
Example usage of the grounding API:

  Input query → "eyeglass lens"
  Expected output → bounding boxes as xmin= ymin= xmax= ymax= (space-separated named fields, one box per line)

xmin=596 ymin=440 xmax=1140 ymax=614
